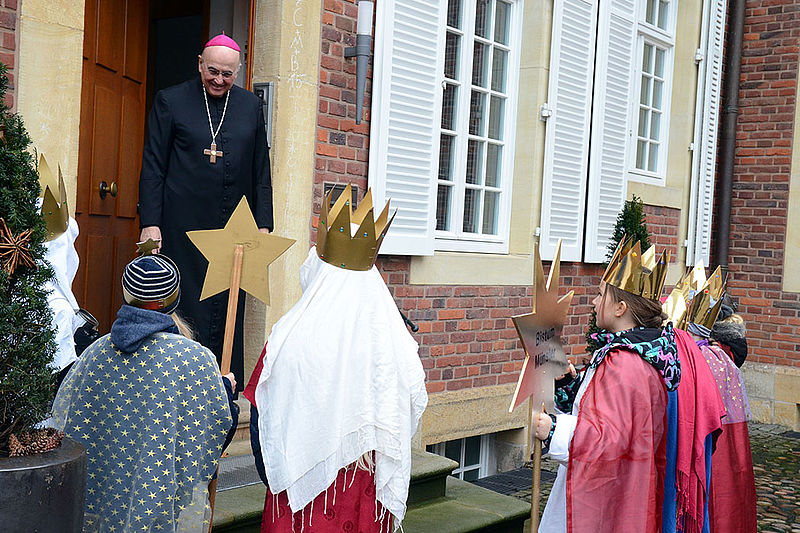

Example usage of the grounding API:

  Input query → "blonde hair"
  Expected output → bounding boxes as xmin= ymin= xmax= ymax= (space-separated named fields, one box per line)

xmin=719 ymin=312 xmax=744 ymax=324
xmin=172 ymin=313 xmax=195 ymax=340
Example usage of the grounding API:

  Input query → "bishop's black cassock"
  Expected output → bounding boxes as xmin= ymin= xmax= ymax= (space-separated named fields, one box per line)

xmin=138 ymin=77 xmax=273 ymax=389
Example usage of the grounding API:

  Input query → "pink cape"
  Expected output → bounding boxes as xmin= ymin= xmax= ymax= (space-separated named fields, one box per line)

xmin=566 ymin=348 xmax=668 ymax=533
xmin=673 ymin=329 xmax=726 ymax=533
xmin=699 ymin=343 xmax=757 ymax=533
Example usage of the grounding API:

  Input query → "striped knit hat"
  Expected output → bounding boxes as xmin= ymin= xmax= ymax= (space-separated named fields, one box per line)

xmin=122 ymin=254 xmax=181 ymax=314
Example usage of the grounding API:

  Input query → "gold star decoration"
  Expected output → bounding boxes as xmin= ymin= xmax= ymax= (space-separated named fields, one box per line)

xmin=509 ymin=240 xmax=574 ymax=413
xmin=136 ymin=239 xmax=161 ymax=256
xmin=0 ymin=217 xmax=36 ymax=275
xmin=187 ymin=197 xmax=295 ymax=305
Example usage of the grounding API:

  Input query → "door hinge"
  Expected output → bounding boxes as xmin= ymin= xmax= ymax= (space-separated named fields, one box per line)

xmin=539 ymin=103 xmax=553 ymax=121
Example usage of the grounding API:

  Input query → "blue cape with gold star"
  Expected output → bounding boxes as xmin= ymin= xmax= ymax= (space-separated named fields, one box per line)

xmin=53 ymin=327 xmax=231 ymax=532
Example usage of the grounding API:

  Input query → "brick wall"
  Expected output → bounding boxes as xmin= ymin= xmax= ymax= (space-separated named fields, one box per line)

xmin=0 ymin=0 xmax=17 ymax=109
xmin=313 ymin=3 xmax=687 ymax=392
xmin=727 ymin=0 xmax=800 ymax=367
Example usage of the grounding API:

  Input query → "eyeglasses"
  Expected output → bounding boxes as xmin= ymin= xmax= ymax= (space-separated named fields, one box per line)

xmin=204 ymin=63 xmax=236 ymax=80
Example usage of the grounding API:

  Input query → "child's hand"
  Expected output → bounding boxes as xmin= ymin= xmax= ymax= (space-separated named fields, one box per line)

xmin=533 ymin=412 xmax=552 ymax=441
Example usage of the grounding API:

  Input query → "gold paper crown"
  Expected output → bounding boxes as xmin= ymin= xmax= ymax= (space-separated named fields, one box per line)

xmin=316 ymin=184 xmax=394 ymax=271
xmin=684 ymin=266 xmax=726 ymax=331
xmin=662 ymin=261 xmax=708 ymax=326
xmin=39 ymin=155 xmax=69 ymax=242
xmin=602 ymin=237 xmax=670 ymax=301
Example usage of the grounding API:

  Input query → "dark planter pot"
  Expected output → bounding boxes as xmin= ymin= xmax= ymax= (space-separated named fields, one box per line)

xmin=0 ymin=436 xmax=86 ymax=532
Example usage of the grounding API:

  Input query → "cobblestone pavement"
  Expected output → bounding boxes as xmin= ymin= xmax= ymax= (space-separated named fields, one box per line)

xmin=508 ymin=422 xmax=799 ymax=532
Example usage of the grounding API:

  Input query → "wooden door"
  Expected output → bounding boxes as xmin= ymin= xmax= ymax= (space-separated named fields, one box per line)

xmin=74 ymin=0 xmax=150 ymax=332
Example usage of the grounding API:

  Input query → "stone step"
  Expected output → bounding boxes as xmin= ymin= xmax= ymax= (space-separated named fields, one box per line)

xmin=403 ymin=476 xmax=530 ymax=533
xmin=212 ymin=450 xmax=529 ymax=533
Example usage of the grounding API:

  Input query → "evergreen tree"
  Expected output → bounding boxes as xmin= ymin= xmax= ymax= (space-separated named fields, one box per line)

xmin=0 ymin=64 xmax=57 ymax=456
xmin=585 ymin=195 xmax=651 ymax=355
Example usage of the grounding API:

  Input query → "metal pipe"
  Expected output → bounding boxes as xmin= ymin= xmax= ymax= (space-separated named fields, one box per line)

xmin=715 ymin=0 xmax=746 ymax=276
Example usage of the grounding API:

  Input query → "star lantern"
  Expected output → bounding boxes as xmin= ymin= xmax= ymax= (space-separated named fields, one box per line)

xmin=0 ymin=217 xmax=36 ymax=275
xmin=509 ymin=240 xmax=574 ymax=414
xmin=187 ymin=197 xmax=295 ymax=306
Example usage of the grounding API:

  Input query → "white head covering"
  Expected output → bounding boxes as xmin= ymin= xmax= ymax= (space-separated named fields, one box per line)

xmin=43 ymin=217 xmax=81 ymax=370
xmin=255 ymin=247 xmax=427 ymax=523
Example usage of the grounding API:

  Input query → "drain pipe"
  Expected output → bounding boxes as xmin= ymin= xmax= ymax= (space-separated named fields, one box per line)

xmin=715 ymin=0 xmax=746 ymax=276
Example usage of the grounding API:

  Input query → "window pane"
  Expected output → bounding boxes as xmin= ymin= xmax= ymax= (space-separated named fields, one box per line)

xmin=491 ymin=48 xmax=508 ymax=92
xmin=648 ymin=143 xmax=658 ymax=172
xmin=472 ymin=42 xmax=489 ymax=87
xmin=464 ymin=436 xmax=481 ymax=466
xmin=494 ymin=1 xmax=510 ymax=45
xmin=642 ymin=43 xmax=654 ymax=73
xmin=475 ymin=0 xmax=491 ymax=38
xmin=439 ymin=134 xmax=455 ymax=180
xmin=488 ymin=96 xmax=504 ymax=140
xmin=463 ymin=468 xmax=480 ymax=481
xmin=649 ymin=112 xmax=661 ymax=141
xmin=486 ymin=143 xmax=501 ymax=187
xmin=655 ymin=48 xmax=665 ymax=78
xmin=638 ymin=108 xmax=649 ymax=138
xmin=447 ymin=0 xmax=462 ymax=28
xmin=657 ymin=0 xmax=669 ymax=30
xmin=652 ymin=78 xmax=663 ymax=109
xmin=463 ymin=188 xmax=479 ymax=233
xmin=645 ymin=0 xmax=656 ymax=26
xmin=636 ymin=140 xmax=647 ymax=170
xmin=482 ymin=191 xmax=499 ymax=234
xmin=640 ymin=76 xmax=651 ymax=106
xmin=466 ymin=140 xmax=484 ymax=184
xmin=444 ymin=440 xmax=461 ymax=463
xmin=469 ymin=91 xmax=486 ymax=136
xmin=445 ymin=32 xmax=461 ymax=80
xmin=442 ymin=83 xmax=457 ymax=130
xmin=436 ymin=184 xmax=452 ymax=231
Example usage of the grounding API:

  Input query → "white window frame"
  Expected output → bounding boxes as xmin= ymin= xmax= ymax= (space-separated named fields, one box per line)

xmin=628 ymin=0 xmax=678 ymax=186
xmin=434 ymin=0 xmax=524 ymax=254
xmin=428 ymin=434 xmax=496 ymax=480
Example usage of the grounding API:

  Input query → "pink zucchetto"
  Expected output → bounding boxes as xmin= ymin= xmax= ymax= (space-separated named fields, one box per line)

xmin=204 ymin=32 xmax=241 ymax=52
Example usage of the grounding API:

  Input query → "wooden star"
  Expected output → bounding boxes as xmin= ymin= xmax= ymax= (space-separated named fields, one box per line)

xmin=187 ymin=197 xmax=294 ymax=305
xmin=136 ymin=238 xmax=161 ymax=256
xmin=509 ymin=240 xmax=574 ymax=413
xmin=0 ymin=217 xmax=36 ymax=275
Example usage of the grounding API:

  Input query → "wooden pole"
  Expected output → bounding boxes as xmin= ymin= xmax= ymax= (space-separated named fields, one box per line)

xmin=220 ymin=244 xmax=244 ymax=375
xmin=530 ymin=402 xmax=545 ymax=532
xmin=209 ymin=244 xmax=245 ymax=531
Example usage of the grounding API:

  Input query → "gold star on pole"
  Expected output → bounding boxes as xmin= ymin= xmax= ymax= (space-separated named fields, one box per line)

xmin=187 ymin=197 xmax=294 ymax=305
xmin=509 ymin=240 xmax=574 ymax=413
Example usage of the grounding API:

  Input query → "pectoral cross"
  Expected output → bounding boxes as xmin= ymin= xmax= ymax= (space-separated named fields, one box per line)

xmin=204 ymin=143 xmax=223 ymax=164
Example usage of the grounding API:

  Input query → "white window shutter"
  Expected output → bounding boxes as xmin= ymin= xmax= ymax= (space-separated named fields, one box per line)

xmin=539 ymin=0 xmax=599 ymax=261
xmin=368 ymin=0 xmax=444 ymax=256
xmin=687 ymin=0 xmax=726 ymax=266
xmin=583 ymin=0 xmax=636 ymax=263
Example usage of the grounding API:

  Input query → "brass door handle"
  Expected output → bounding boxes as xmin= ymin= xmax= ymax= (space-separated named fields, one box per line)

xmin=99 ymin=181 xmax=118 ymax=199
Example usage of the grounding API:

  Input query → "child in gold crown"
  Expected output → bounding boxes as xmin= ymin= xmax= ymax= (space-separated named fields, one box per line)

xmin=243 ymin=187 xmax=427 ymax=533
xmin=533 ymin=239 xmax=724 ymax=533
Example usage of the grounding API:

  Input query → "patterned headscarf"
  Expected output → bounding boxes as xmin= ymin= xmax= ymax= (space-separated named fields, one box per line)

xmin=589 ymin=323 xmax=681 ymax=391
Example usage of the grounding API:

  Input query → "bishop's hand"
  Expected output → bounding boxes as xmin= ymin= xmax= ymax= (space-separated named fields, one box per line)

xmin=140 ymin=226 xmax=162 ymax=253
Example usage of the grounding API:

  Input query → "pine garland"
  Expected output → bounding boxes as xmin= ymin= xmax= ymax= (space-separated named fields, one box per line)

xmin=0 ymin=63 xmax=58 ymax=457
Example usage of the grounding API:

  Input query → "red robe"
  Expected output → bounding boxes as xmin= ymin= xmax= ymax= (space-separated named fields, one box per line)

xmin=244 ymin=348 xmax=391 ymax=533
xmin=566 ymin=348 xmax=669 ymax=532
xmin=699 ymin=342 xmax=757 ymax=533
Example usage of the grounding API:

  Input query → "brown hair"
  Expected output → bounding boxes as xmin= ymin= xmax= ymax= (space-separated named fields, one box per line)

xmin=605 ymin=284 xmax=666 ymax=328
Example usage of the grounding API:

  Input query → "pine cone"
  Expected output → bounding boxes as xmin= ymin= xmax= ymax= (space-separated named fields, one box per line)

xmin=8 ymin=428 xmax=64 ymax=457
